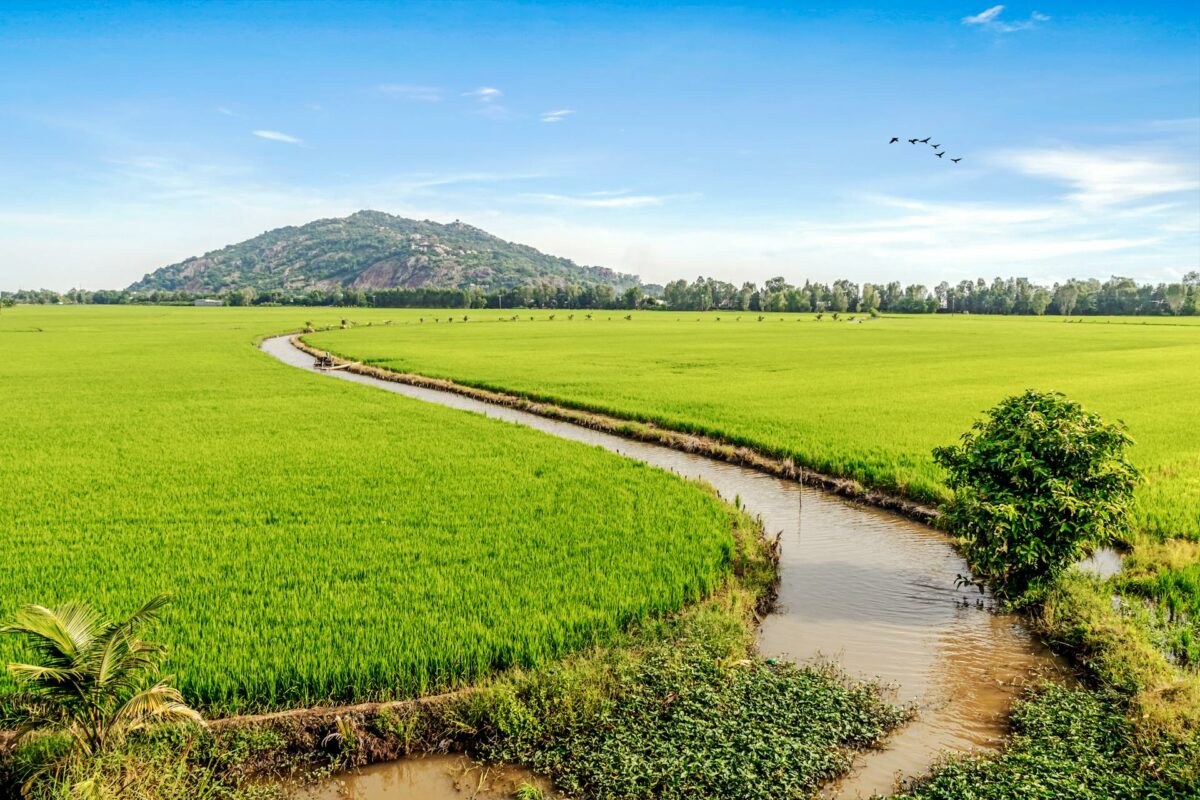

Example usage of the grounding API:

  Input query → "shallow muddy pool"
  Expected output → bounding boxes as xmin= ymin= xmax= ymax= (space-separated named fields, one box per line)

xmin=291 ymin=754 xmax=559 ymax=800
xmin=261 ymin=335 xmax=1071 ymax=798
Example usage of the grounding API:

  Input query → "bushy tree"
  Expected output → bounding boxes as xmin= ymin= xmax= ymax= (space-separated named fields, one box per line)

xmin=932 ymin=390 xmax=1138 ymax=604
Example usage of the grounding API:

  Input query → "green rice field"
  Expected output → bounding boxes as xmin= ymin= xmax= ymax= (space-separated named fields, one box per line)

xmin=0 ymin=306 xmax=734 ymax=714
xmin=308 ymin=312 xmax=1200 ymax=544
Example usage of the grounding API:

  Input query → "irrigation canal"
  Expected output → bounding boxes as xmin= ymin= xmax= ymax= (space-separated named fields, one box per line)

xmin=260 ymin=335 xmax=1071 ymax=799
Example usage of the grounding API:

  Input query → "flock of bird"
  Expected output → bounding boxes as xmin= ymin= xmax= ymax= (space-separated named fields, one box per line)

xmin=889 ymin=136 xmax=961 ymax=163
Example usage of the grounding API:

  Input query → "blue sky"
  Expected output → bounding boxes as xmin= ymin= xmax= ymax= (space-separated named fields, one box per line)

xmin=1 ymin=1 xmax=1197 ymax=290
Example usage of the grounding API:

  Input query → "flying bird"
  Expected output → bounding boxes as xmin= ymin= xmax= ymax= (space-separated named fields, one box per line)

xmin=930 ymin=143 xmax=941 ymax=149
xmin=919 ymin=137 xmax=931 ymax=144
xmin=889 ymin=137 xmax=899 ymax=143
xmin=908 ymin=138 xmax=918 ymax=144
xmin=935 ymin=151 xmax=945 ymax=158
xmin=951 ymin=157 xmax=962 ymax=163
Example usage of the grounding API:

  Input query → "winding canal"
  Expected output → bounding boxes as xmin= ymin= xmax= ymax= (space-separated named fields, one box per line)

xmin=260 ymin=335 xmax=1069 ymax=799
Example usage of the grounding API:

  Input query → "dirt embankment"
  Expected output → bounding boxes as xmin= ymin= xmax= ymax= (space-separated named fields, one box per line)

xmin=291 ymin=335 xmax=940 ymax=525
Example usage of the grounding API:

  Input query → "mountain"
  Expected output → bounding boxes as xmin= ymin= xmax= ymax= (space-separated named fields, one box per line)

xmin=127 ymin=211 xmax=639 ymax=294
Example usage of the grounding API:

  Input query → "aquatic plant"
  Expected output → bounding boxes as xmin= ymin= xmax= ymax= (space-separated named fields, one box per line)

xmin=894 ymin=685 xmax=1196 ymax=799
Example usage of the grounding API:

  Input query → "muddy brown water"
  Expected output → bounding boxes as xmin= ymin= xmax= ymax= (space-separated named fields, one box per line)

xmin=291 ymin=754 xmax=558 ymax=800
xmin=261 ymin=336 xmax=1072 ymax=799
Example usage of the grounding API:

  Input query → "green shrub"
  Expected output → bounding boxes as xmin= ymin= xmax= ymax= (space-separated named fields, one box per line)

xmin=894 ymin=685 xmax=1197 ymax=799
xmin=933 ymin=389 xmax=1138 ymax=605
xmin=483 ymin=643 xmax=905 ymax=800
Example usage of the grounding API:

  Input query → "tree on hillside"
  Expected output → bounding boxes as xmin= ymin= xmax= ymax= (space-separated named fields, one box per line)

xmin=933 ymin=390 xmax=1138 ymax=605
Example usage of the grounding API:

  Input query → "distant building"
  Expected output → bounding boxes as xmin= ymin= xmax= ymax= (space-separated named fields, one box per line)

xmin=194 ymin=298 xmax=223 ymax=307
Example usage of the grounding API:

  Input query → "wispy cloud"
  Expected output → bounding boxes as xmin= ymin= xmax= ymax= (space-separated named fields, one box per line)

xmin=963 ymin=5 xmax=1049 ymax=33
xmin=963 ymin=5 xmax=1004 ymax=25
xmin=525 ymin=191 xmax=683 ymax=209
xmin=999 ymin=147 xmax=1200 ymax=208
xmin=216 ymin=106 xmax=237 ymax=117
xmin=252 ymin=130 xmax=304 ymax=145
xmin=540 ymin=109 xmax=574 ymax=123
xmin=463 ymin=86 xmax=502 ymax=102
xmin=388 ymin=171 xmax=546 ymax=193
xmin=462 ymin=86 xmax=508 ymax=118
xmin=378 ymin=84 xmax=441 ymax=102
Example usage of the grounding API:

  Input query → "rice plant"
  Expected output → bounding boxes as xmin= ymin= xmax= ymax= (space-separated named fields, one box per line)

xmin=0 ymin=307 xmax=734 ymax=714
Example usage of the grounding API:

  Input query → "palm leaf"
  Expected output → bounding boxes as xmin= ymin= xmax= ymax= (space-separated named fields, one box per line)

xmin=108 ymin=680 xmax=205 ymax=737
xmin=118 ymin=594 xmax=170 ymax=632
xmin=5 ymin=661 xmax=78 ymax=687
xmin=1 ymin=602 xmax=102 ymax=669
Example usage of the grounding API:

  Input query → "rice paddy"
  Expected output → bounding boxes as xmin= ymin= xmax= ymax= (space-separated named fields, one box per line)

xmin=306 ymin=312 xmax=1200 ymax=544
xmin=306 ymin=310 xmax=1200 ymax=696
xmin=0 ymin=306 xmax=735 ymax=714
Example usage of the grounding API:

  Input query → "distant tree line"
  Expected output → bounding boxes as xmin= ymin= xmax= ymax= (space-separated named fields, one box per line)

xmin=0 ymin=283 xmax=643 ymax=310
xmin=4 ymin=272 xmax=1198 ymax=316
xmin=657 ymin=273 xmax=1200 ymax=316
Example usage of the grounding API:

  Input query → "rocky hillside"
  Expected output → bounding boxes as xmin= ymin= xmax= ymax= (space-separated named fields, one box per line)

xmin=128 ymin=211 xmax=638 ymax=293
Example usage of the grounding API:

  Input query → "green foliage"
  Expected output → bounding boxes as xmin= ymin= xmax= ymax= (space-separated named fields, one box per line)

xmin=1038 ymin=570 xmax=1200 ymax=738
xmin=127 ymin=210 xmax=638 ymax=295
xmin=932 ymin=390 xmax=1138 ymax=603
xmin=482 ymin=644 xmax=904 ymax=800
xmin=1115 ymin=541 xmax=1200 ymax=669
xmin=0 ymin=307 xmax=733 ymax=714
xmin=2 ymin=595 xmax=204 ymax=785
xmin=893 ymin=685 xmax=1197 ymax=799
xmin=5 ymin=734 xmax=286 ymax=800
xmin=514 ymin=784 xmax=545 ymax=800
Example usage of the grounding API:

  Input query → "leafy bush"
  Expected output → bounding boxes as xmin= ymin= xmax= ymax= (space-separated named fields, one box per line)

xmin=482 ymin=643 xmax=905 ymax=800
xmin=894 ymin=685 xmax=1197 ymax=800
xmin=933 ymin=390 xmax=1138 ymax=604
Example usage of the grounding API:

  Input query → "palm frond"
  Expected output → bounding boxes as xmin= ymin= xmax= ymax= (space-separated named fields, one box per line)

xmin=6 ymin=662 xmax=77 ymax=685
xmin=3 ymin=594 xmax=196 ymax=774
xmin=120 ymin=594 xmax=171 ymax=631
xmin=92 ymin=628 xmax=133 ymax=691
xmin=108 ymin=680 xmax=205 ymax=738
xmin=1 ymin=602 xmax=102 ymax=669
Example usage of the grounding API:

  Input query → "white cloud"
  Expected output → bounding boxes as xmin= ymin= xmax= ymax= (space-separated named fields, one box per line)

xmin=522 ymin=191 xmax=695 ymax=209
xmin=462 ymin=87 xmax=509 ymax=118
xmin=388 ymin=171 xmax=546 ymax=193
xmin=252 ymin=130 xmax=304 ymax=145
xmin=216 ymin=106 xmax=237 ymax=116
xmin=540 ymin=109 xmax=574 ymax=123
xmin=963 ymin=5 xmax=1004 ymax=24
xmin=463 ymin=87 xmax=502 ymax=102
xmin=378 ymin=84 xmax=441 ymax=102
xmin=999 ymin=147 xmax=1200 ymax=208
xmin=963 ymin=5 xmax=1048 ymax=32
